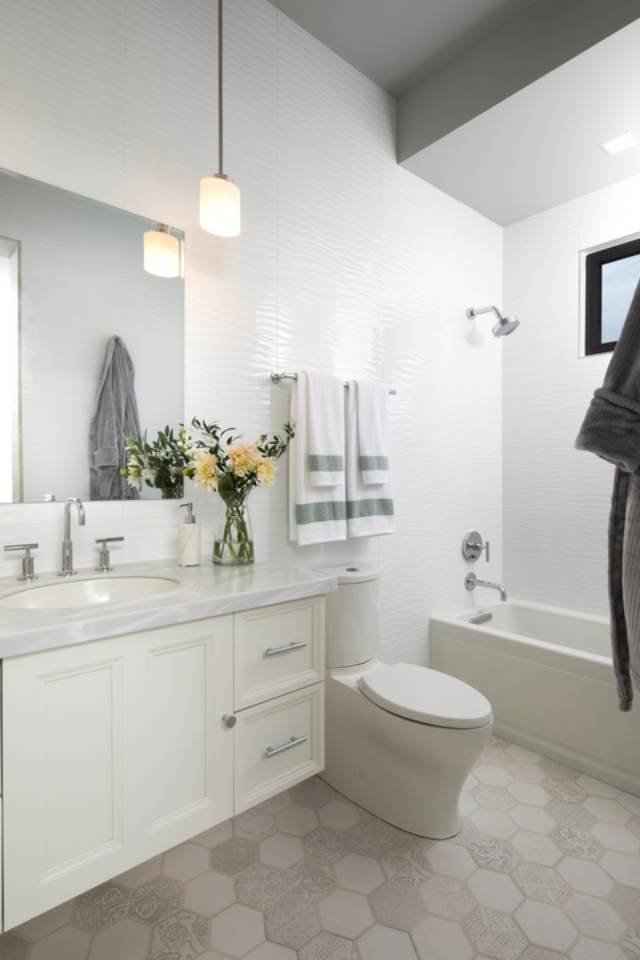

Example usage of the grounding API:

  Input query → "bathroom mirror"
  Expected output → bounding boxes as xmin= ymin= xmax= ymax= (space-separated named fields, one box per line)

xmin=0 ymin=169 xmax=184 ymax=503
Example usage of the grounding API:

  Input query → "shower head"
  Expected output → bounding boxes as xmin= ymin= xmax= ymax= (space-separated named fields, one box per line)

xmin=466 ymin=305 xmax=520 ymax=338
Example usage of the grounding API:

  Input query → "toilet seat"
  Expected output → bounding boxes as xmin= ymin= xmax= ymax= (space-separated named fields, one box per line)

xmin=359 ymin=662 xmax=492 ymax=730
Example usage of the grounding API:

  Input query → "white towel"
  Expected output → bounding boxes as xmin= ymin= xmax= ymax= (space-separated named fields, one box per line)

xmin=305 ymin=371 xmax=345 ymax=486
xmin=346 ymin=381 xmax=395 ymax=538
xmin=357 ymin=379 xmax=390 ymax=484
xmin=289 ymin=374 xmax=347 ymax=545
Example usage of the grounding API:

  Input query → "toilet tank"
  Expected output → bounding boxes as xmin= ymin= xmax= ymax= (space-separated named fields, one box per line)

xmin=326 ymin=563 xmax=381 ymax=668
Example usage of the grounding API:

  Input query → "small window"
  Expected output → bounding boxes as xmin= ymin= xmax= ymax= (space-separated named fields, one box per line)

xmin=585 ymin=237 xmax=640 ymax=355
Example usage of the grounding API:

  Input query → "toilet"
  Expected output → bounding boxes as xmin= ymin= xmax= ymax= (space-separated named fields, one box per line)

xmin=323 ymin=563 xmax=493 ymax=839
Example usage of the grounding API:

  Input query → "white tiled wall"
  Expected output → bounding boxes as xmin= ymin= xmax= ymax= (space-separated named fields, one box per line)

xmin=0 ymin=0 xmax=503 ymax=664
xmin=503 ymin=174 xmax=640 ymax=615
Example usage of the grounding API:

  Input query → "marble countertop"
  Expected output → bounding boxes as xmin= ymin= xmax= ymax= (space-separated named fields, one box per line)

xmin=0 ymin=560 xmax=337 ymax=659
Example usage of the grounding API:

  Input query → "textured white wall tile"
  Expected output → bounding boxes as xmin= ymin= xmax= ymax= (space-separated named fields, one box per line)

xmin=0 ymin=0 xmax=503 ymax=663
xmin=503 ymin=175 xmax=640 ymax=615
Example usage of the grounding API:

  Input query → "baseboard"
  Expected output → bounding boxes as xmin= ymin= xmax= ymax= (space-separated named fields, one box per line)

xmin=493 ymin=718 xmax=640 ymax=798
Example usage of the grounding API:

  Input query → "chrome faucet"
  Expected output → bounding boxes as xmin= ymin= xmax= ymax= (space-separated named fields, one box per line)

xmin=59 ymin=497 xmax=86 ymax=576
xmin=464 ymin=571 xmax=507 ymax=602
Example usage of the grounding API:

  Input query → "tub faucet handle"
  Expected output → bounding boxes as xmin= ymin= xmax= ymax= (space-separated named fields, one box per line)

xmin=462 ymin=530 xmax=490 ymax=563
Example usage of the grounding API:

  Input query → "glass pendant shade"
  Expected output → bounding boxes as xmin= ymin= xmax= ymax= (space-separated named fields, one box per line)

xmin=199 ymin=174 xmax=241 ymax=237
xmin=143 ymin=225 xmax=181 ymax=277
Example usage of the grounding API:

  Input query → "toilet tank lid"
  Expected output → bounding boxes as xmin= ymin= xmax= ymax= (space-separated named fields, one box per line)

xmin=327 ymin=563 xmax=382 ymax=585
xmin=360 ymin=662 xmax=493 ymax=729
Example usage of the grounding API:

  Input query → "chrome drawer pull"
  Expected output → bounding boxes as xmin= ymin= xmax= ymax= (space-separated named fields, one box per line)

xmin=264 ymin=735 xmax=308 ymax=759
xmin=264 ymin=640 xmax=308 ymax=657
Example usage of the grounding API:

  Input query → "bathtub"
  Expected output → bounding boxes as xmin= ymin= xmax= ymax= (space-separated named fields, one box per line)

xmin=430 ymin=600 xmax=640 ymax=795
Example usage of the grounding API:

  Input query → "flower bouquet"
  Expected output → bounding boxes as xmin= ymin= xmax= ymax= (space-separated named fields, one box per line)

xmin=188 ymin=417 xmax=294 ymax=566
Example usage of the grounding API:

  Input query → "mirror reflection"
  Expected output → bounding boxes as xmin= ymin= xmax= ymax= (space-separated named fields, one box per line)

xmin=0 ymin=170 xmax=184 ymax=503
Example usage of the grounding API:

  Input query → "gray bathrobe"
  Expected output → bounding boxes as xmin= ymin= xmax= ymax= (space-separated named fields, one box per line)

xmin=89 ymin=336 xmax=142 ymax=500
xmin=576 ymin=279 xmax=640 ymax=710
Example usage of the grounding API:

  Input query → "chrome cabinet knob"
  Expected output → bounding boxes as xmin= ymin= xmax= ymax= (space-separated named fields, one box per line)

xmin=222 ymin=714 xmax=237 ymax=728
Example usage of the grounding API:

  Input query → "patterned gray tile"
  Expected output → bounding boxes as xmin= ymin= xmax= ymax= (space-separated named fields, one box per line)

xmin=210 ymin=838 xmax=258 ymax=876
xmin=469 ymin=836 xmax=520 ymax=874
xmin=128 ymin=877 xmax=182 ymax=926
xmin=369 ymin=880 xmax=426 ymax=931
xmin=303 ymin=827 xmax=352 ymax=866
xmin=298 ymin=931 xmax=360 ymax=960
xmin=379 ymin=846 xmax=431 ymax=887
xmin=547 ymin=803 xmax=595 ymax=832
xmin=72 ymin=882 xmax=131 ymax=933
xmin=520 ymin=948 xmax=570 ymax=960
xmin=623 ymin=929 xmax=640 ymax=960
xmin=263 ymin=895 xmax=321 ymax=949
xmin=463 ymin=905 xmax=528 ymax=960
xmin=550 ymin=826 xmax=604 ymax=861
xmin=512 ymin=863 xmax=571 ymax=905
xmin=237 ymin=861 xmax=334 ymax=911
xmin=544 ymin=779 xmax=588 ymax=804
xmin=150 ymin=909 xmax=209 ymax=959
xmin=233 ymin=809 xmax=276 ymax=842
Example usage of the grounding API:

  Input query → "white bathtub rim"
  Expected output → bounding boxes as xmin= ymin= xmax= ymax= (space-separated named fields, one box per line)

xmin=430 ymin=599 xmax=612 ymax=677
xmin=494 ymin=717 xmax=640 ymax=798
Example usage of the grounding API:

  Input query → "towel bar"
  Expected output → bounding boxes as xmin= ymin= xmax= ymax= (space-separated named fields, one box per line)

xmin=271 ymin=372 xmax=396 ymax=395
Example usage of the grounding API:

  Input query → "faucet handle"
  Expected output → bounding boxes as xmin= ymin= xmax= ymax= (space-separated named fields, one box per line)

xmin=95 ymin=537 xmax=124 ymax=572
xmin=4 ymin=543 xmax=39 ymax=582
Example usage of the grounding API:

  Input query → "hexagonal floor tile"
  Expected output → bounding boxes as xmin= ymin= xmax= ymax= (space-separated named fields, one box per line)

xmin=512 ymin=831 xmax=561 ymax=866
xmin=510 ymin=804 xmax=555 ymax=834
xmin=163 ymin=841 xmax=210 ymax=882
xmin=259 ymin=834 xmax=304 ymax=869
xmin=508 ymin=782 xmax=551 ymax=807
xmin=514 ymin=901 xmax=577 ymax=951
xmin=290 ymin=778 xmax=338 ymax=810
xmin=88 ymin=919 xmax=149 ymax=960
xmin=334 ymin=853 xmax=384 ymax=894
xmin=184 ymin=870 xmax=236 ymax=917
xmin=570 ymin=938 xmax=628 ymax=960
xmin=243 ymin=944 xmax=296 ymax=960
xmin=473 ymin=785 xmax=517 ymax=813
xmin=275 ymin=805 xmax=319 ymax=837
xmin=426 ymin=841 xmax=476 ymax=879
xmin=233 ymin=808 xmax=276 ymax=842
xmin=31 ymin=927 xmax=90 ymax=960
xmin=263 ymin=895 xmax=321 ymax=949
xmin=357 ymin=924 xmax=418 ymax=960
xmin=468 ymin=835 xmax=519 ymax=874
xmin=72 ymin=882 xmax=131 ymax=932
xmin=557 ymin=857 xmax=613 ymax=896
xmin=299 ymin=931 xmax=359 ymax=960
xmin=151 ymin=910 xmax=209 ymax=958
xmin=463 ymin=906 xmax=527 ymax=960
xmin=591 ymin=822 xmax=640 ymax=853
xmin=211 ymin=904 xmax=265 ymax=958
xmin=420 ymin=876 xmax=476 ymax=921
xmin=511 ymin=862 xmax=571 ymax=906
xmin=601 ymin=851 xmax=640 ymax=888
xmin=210 ymin=837 xmax=258 ymax=876
xmin=413 ymin=915 xmax=473 ymax=960
xmin=318 ymin=889 xmax=373 ymax=938
xmin=469 ymin=809 xmax=517 ymax=839
xmin=318 ymin=800 xmax=360 ymax=831
xmin=583 ymin=797 xmax=630 ymax=825
xmin=467 ymin=869 xmax=523 ymax=912
xmin=369 ymin=880 xmax=426 ymax=931
xmin=475 ymin=765 xmax=514 ymax=788
xmin=127 ymin=876 xmax=181 ymax=926
xmin=564 ymin=893 xmax=626 ymax=942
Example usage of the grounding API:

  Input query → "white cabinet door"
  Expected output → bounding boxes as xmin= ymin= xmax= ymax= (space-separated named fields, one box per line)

xmin=2 ymin=616 xmax=234 ymax=930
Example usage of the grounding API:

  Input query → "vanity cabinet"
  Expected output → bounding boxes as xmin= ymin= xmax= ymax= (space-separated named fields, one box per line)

xmin=1 ymin=594 xmax=325 ymax=930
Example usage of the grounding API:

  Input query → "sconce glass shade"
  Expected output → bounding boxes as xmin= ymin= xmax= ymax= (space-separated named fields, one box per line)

xmin=143 ymin=225 xmax=181 ymax=277
xmin=199 ymin=174 xmax=241 ymax=237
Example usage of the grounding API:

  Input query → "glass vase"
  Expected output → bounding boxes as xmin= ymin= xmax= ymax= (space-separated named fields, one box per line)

xmin=213 ymin=498 xmax=255 ymax=566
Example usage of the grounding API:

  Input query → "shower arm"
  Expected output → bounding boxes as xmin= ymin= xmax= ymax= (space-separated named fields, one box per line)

xmin=466 ymin=305 xmax=503 ymax=321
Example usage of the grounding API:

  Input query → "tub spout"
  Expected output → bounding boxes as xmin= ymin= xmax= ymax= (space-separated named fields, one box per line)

xmin=465 ymin=572 xmax=507 ymax=602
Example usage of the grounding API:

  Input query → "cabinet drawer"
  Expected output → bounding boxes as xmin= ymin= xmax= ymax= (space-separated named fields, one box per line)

xmin=234 ymin=597 xmax=325 ymax=710
xmin=234 ymin=683 xmax=324 ymax=813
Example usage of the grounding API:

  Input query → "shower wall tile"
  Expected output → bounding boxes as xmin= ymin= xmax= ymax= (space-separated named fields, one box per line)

xmin=503 ymin=175 xmax=640 ymax=615
xmin=0 ymin=0 xmax=503 ymax=663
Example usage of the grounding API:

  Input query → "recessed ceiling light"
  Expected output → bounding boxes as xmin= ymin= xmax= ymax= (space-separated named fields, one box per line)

xmin=600 ymin=132 xmax=638 ymax=156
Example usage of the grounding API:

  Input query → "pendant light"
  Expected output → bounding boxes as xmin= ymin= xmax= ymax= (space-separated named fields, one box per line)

xmin=200 ymin=0 xmax=241 ymax=237
xmin=143 ymin=223 xmax=181 ymax=277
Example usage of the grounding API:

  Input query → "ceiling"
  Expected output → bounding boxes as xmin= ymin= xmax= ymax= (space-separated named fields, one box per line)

xmin=403 ymin=18 xmax=640 ymax=225
xmin=268 ymin=0 xmax=535 ymax=95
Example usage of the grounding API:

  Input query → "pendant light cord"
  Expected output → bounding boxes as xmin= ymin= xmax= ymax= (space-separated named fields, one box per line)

xmin=218 ymin=0 xmax=224 ymax=175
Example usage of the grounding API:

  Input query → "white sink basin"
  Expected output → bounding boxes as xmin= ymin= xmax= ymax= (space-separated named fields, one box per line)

xmin=0 ymin=576 xmax=181 ymax=611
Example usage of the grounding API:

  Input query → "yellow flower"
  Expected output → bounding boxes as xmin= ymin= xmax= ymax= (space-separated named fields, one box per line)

xmin=228 ymin=443 xmax=260 ymax=477
xmin=194 ymin=451 xmax=219 ymax=491
xmin=256 ymin=457 xmax=277 ymax=486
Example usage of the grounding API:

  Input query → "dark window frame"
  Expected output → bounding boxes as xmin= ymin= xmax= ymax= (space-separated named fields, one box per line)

xmin=585 ymin=236 xmax=640 ymax=355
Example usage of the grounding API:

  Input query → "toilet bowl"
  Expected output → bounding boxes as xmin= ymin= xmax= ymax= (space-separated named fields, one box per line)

xmin=322 ymin=564 xmax=493 ymax=839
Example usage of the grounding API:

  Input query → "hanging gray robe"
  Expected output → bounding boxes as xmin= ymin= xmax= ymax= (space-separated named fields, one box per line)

xmin=89 ymin=336 xmax=142 ymax=500
xmin=576 ymin=279 xmax=640 ymax=710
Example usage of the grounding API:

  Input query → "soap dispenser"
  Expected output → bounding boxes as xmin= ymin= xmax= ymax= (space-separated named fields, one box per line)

xmin=177 ymin=502 xmax=201 ymax=566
